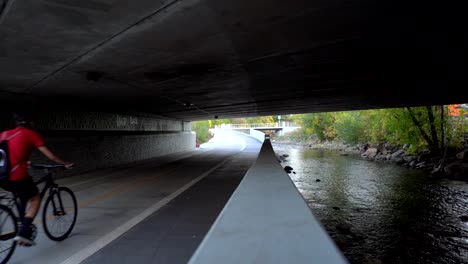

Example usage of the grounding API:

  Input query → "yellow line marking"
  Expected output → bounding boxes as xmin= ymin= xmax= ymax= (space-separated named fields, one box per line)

xmin=79 ymin=177 xmax=162 ymax=207
xmin=59 ymin=157 xmax=230 ymax=264
xmin=34 ymin=167 xmax=180 ymax=225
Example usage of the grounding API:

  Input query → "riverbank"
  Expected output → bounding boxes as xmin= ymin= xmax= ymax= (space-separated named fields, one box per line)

xmin=271 ymin=138 xmax=468 ymax=181
xmin=268 ymin=144 xmax=468 ymax=264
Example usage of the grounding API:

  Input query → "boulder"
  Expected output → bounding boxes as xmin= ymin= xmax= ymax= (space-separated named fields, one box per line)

xmin=456 ymin=150 xmax=468 ymax=162
xmin=363 ymin=255 xmax=383 ymax=264
xmin=391 ymin=149 xmax=405 ymax=160
xmin=444 ymin=161 xmax=468 ymax=179
xmin=375 ymin=154 xmax=386 ymax=160
xmin=393 ymin=157 xmax=405 ymax=165
xmin=362 ymin=148 xmax=378 ymax=159
xmin=415 ymin=161 xmax=426 ymax=169
xmin=336 ymin=223 xmax=352 ymax=234
xmin=404 ymin=155 xmax=417 ymax=163
xmin=284 ymin=166 xmax=294 ymax=173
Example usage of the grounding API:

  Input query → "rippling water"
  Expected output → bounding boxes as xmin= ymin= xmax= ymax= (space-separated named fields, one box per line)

xmin=272 ymin=143 xmax=468 ymax=264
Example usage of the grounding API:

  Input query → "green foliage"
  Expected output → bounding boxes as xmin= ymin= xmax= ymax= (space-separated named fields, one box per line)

xmin=227 ymin=116 xmax=277 ymax=125
xmin=246 ymin=115 xmax=276 ymax=124
xmin=200 ymin=107 xmax=467 ymax=154
xmin=445 ymin=109 xmax=468 ymax=149
xmin=289 ymin=105 xmax=467 ymax=154
xmin=192 ymin=120 xmax=212 ymax=144
xmin=292 ymin=112 xmax=336 ymax=141
xmin=314 ymin=112 xmax=337 ymax=140
xmin=273 ymin=129 xmax=309 ymax=142
xmin=291 ymin=113 xmax=314 ymax=139
xmin=208 ymin=118 xmax=232 ymax=128
xmin=335 ymin=111 xmax=367 ymax=144
xmin=382 ymin=107 xmax=426 ymax=150
xmin=378 ymin=106 xmax=457 ymax=153
xmin=207 ymin=115 xmax=278 ymax=127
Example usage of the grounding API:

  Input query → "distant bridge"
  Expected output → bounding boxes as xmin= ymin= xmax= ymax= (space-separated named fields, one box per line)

xmin=220 ymin=122 xmax=300 ymax=136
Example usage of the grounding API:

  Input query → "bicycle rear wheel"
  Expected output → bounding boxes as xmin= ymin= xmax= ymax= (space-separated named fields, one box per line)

xmin=0 ymin=204 xmax=17 ymax=264
xmin=42 ymin=187 xmax=77 ymax=241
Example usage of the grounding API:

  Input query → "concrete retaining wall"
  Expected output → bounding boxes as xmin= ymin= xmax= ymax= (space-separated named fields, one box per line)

xmin=31 ymin=131 xmax=195 ymax=176
xmin=0 ymin=112 xmax=195 ymax=176
xmin=189 ymin=139 xmax=348 ymax=264
xmin=249 ymin=128 xmax=265 ymax=143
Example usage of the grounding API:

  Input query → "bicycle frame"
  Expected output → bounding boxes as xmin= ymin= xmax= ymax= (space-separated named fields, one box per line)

xmin=0 ymin=164 xmax=75 ymax=264
xmin=12 ymin=171 xmax=61 ymax=223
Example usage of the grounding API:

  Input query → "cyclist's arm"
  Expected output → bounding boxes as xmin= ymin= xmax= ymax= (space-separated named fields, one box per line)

xmin=37 ymin=146 xmax=74 ymax=168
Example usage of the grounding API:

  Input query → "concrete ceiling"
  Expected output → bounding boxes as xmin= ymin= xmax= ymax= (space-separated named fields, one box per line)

xmin=1 ymin=0 xmax=467 ymax=120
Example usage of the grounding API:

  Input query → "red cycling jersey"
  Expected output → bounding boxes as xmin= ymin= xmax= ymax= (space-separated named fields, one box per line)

xmin=0 ymin=127 xmax=45 ymax=181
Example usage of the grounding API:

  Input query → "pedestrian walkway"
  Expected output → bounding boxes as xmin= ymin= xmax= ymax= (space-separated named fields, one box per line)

xmin=82 ymin=140 xmax=260 ymax=264
xmin=9 ymin=131 xmax=261 ymax=264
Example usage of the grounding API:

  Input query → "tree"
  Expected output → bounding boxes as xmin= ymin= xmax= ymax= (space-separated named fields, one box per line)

xmin=209 ymin=118 xmax=232 ymax=128
xmin=335 ymin=111 xmax=366 ymax=144
xmin=243 ymin=116 xmax=276 ymax=124
xmin=192 ymin=120 xmax=211 ymax=144
xmin=292 ymin=112 xmax=336 ymax=141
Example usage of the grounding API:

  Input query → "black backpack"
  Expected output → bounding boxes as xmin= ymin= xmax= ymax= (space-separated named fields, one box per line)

xmin=0 ymin=131 xmax=22 ymax=181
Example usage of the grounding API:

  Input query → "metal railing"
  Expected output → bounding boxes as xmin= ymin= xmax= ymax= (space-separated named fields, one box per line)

xmin=223 ymin=122 xmax=298 ymax=129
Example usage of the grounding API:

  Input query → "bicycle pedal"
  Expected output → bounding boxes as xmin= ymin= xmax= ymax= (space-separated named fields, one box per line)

xmin=31 ymin=224 xmax=37 ymax=241
xmin=14 ymin=236 xmax=37 ymax=246
xmin=18 ymin=241 xmax=35 ymax=247
xmin=0 ymin=231 xmax=16 ymax=241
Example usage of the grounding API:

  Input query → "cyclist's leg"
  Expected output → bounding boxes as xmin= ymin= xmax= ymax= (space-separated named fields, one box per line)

xmin=0 ymin=180 xmax=23 ymax=220
xmin=11 ymin=178 xmax=40 ymax=246
xmin=25 ymin=194 xmax=40 ymax=219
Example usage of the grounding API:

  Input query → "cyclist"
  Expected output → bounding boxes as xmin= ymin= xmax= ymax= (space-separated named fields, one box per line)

xmin=0 ymin=112 xmax=74 ymax=246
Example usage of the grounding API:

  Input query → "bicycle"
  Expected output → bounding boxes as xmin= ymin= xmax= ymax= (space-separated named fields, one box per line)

xmin=0 ymin=164 xmax=78 ymax=264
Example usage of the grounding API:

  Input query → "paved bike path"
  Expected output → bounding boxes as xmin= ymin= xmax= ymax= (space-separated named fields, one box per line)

xmin=9 ymin=130 xmax=261 ymax=264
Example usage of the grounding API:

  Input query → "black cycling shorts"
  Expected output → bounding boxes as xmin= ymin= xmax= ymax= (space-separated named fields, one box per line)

xmin=0 ymin=177 xmax=39 ymax=200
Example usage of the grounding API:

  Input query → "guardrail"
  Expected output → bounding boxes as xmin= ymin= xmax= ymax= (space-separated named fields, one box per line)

xmin=188 ymin=137 xmax=348 ymax=264
xmin=222 ymin=122 xmax=298 ymax=129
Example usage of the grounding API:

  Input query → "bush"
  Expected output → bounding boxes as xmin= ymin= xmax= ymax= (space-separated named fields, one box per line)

xmin=335 ymin=111 xmax=367 ymax=144
xmin=192 ymin=120 xmax=212 ymax=144
xmin=273 ymin=129 xmax=309 ymax=142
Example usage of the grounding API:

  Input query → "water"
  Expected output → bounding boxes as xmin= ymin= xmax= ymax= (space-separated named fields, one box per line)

xmin=272 ymin=143 xmax=468 ymax=264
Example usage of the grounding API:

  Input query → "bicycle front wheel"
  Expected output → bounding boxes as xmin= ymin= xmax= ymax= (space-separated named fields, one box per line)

xmin=42 ymin=187 xmax=77 ymax=241
xmin=0 ymin=204 xmax=17 ymax=264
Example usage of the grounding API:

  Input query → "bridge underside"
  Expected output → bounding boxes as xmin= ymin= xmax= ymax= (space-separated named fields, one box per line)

xmin=1 ymin=2 xmax=465 ymax=261
xmin=1 ymin=0 xmax=467 ymax=120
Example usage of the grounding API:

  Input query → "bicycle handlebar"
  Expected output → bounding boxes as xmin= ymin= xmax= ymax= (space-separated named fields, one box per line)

xmin=30 ymin=164 xmax=66 ymax=170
